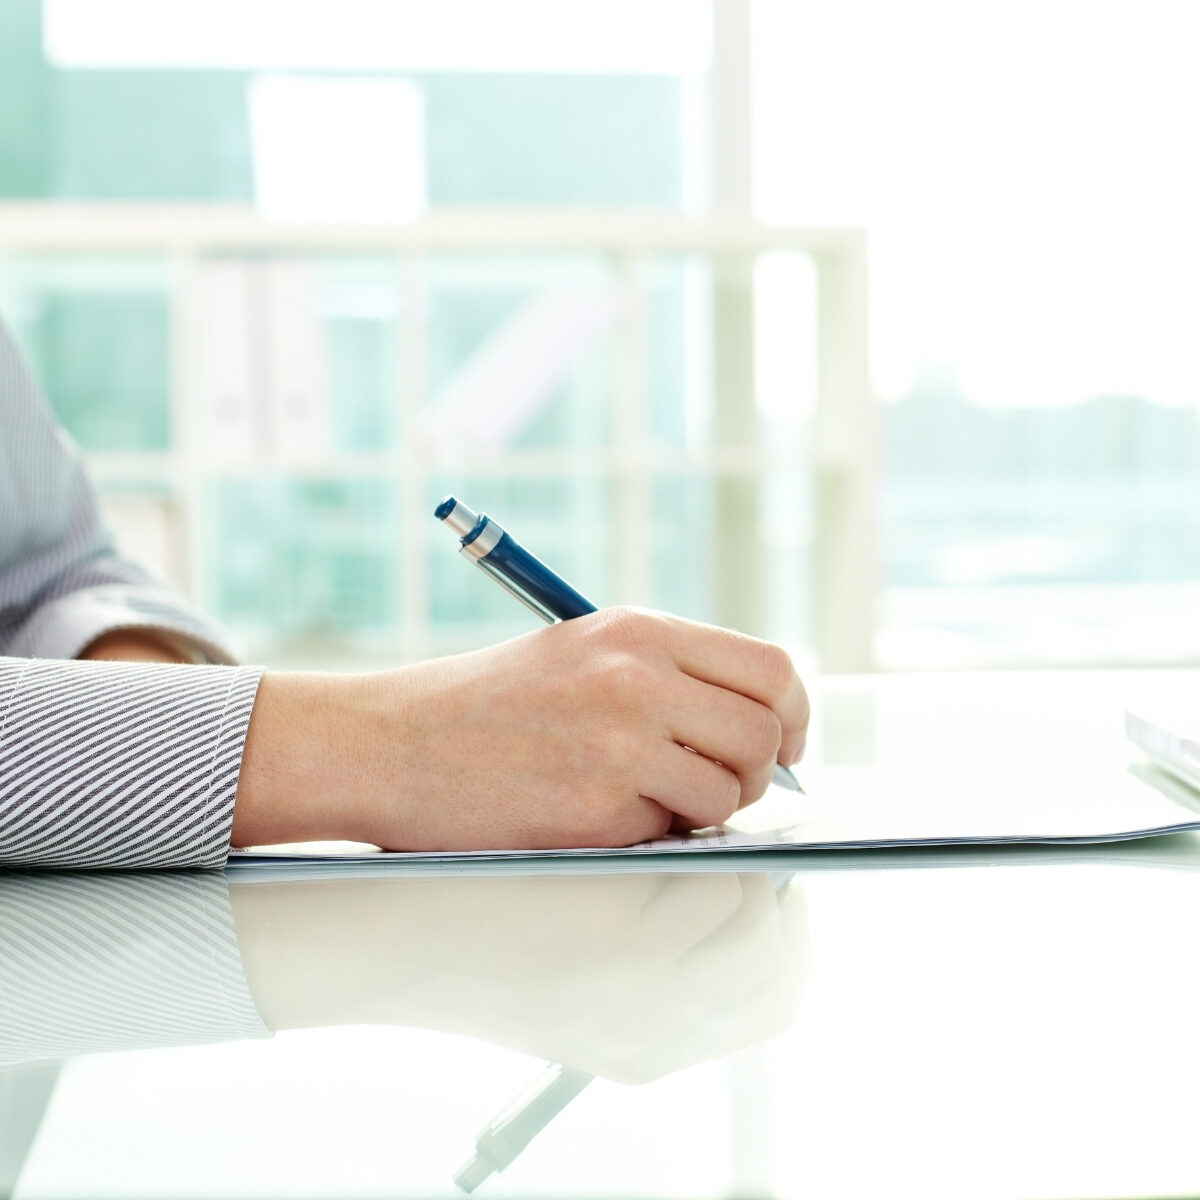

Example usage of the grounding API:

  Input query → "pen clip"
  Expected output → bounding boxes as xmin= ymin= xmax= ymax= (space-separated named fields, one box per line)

xmin=471 ymin=553 xmax=561 ymax=625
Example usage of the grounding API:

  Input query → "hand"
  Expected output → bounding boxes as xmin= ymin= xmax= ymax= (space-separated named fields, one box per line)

xmin=79 ymin=629 xmax=191 ymax=663
xmin=232 ymin=608 xmax=809 ymax=851
xmin=229 ymin=870 xmax=809 ymax=1084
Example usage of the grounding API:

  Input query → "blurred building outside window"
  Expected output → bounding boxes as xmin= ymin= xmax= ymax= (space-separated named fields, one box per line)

xmin=1 ymin=0 xmax=848 ymax=671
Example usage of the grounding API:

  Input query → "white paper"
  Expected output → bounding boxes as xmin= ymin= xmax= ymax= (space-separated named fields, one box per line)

xmin=226 ymin=758 xmax=1200 ymax=868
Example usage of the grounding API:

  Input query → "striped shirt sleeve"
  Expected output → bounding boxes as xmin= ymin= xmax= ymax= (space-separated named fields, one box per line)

xmin=0 ymin=658 xmax=261 ymax=869
xmin=0 ymin=872 xmax=270 ymax=1067
xmin=0 ymin=319 xmax=242 ymax=666
xmin=0 ymin=318 xmax=264 ymax=868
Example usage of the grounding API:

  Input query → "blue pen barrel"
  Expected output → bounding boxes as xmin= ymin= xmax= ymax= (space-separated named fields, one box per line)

xmin=484 ymin=533 xmax=597 ymax=620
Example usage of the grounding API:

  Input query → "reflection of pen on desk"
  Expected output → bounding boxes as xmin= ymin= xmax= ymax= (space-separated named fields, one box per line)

xmin=454 ymin=1064 xmax=592 ymax=1194
xmin=434 ymin=496 xmax=802 ymax=795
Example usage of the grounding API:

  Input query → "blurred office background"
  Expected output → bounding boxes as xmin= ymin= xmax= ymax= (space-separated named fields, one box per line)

xmin=1 ymin=0 xmax=1197 ymax=672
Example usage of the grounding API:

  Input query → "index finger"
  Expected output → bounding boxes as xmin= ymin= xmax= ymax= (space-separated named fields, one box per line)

xmin=661 ymin=614 xmax=810 ymax=765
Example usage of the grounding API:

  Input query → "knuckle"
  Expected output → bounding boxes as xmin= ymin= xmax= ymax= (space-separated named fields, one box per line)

xmin=593 ymin=651 xmax=655 ymax=707
xmin=757 ymin=641 xmax=796 ymax=699
xmin=713 ymin=771 xmax=742 ymax=824
xmin=749 ymin=704 xmax=784 ymax=759
xmin=740 ymin=766 xmax=773 ymax=806
xmin=590 ymin=606 xmax=664 ymax=654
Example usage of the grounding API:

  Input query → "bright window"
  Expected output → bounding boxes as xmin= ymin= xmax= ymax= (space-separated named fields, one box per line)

xmin=756 ymin=0 xmax=1200 ymax=666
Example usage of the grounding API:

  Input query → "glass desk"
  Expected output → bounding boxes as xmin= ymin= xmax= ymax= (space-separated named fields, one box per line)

xmin=5 ymin=671 xmax=1200 ymax=1200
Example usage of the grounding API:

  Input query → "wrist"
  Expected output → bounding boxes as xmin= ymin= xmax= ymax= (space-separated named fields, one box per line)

xmin=232 ymin=671 xmax=378 ymax=847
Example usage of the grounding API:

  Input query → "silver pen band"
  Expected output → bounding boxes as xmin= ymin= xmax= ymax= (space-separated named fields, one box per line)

xmin=458 ymin=519 xmax=503 ymax=561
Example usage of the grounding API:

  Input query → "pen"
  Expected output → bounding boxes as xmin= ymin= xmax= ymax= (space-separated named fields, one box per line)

xmin=453 ymin=1064 xmax=592 ymax=1194
xmin=434 ymin=495 xmax=802 ymax=793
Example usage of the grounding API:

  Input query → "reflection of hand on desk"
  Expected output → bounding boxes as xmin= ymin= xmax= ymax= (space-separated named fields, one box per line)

xmin=1 ymin=869 xmax=807 ymax=1196
xmin=1 ymin=870 xmax=807 ymax=1081
xmin=0 ymin=868 xmax=806 ymax=1195
xmin=232 ymin=870 xmax=808 ymax=1194
xmin=228 ymin=870 xmax=809 ymax=1084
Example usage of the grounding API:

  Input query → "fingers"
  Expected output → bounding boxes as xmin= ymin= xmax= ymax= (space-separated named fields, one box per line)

xmin=640 ymin=743 xmax=743 ymax=830
xmin=660 ymin=613 xmax=810 ymax=765
xmin=661 ymin=671 xmax=784 ymax=808
xmin=563 ymin=609 xmax=809 ymax=831
xmin=667 ymin=619 xmax=806 ymax=758
xmin=592 ymin=609 xmax=809 ymax=766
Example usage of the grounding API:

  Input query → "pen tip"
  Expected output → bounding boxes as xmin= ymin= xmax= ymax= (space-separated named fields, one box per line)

xmin=434 ymin=496 xmax=458 ymax=520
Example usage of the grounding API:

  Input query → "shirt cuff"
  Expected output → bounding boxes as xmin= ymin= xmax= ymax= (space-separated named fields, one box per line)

xmin=0 ymin=872 xmax=271 ymax=1067
xmin=0 ymin=658 xmax=263 ymax=870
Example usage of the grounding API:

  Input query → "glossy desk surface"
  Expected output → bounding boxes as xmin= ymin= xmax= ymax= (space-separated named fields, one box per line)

xmin=5 ymin=671 xmax=1200 ymax=1200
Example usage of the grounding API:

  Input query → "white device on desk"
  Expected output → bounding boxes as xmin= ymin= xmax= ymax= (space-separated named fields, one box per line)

xmin=1126 ymin=708 xmax=1200 ymax=792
